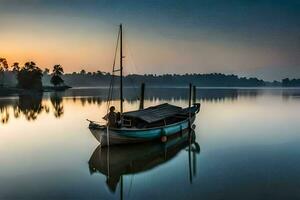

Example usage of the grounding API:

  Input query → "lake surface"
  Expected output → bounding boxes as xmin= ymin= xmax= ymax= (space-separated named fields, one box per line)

xmin=1 ymin=87 xmax=300 ymax=200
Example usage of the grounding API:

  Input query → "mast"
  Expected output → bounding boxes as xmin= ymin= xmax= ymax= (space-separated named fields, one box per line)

xmin=120 ymin=24 xmax=123 ymax=114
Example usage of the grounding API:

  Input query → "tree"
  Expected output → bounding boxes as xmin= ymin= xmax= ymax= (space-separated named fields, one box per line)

xmin=43 ymin=68 xmax=50 ymax=75
xmin=12 ymin=62 xmax=20 ymax=73
xmin=0 ymin=58 xmax=8 ymax=87
xmin=282 ymin=78 xmax=290 ymax=87
xmin=53 ymin=64 xmax=64 ymax=76
xmin=51 ymin=75 xmax=64 ymax=87
xmin=50 ymin=64 xmax=64 ymax=87
xmin=17 ymin=61 xmax=43 ymax=90
xmin=0 ymin=58 xmax=9 ymax=71
xmin=80 ymin=69 xmax=86 ymax=75
xmin=96 ymin=70 xmax=103 ymax=75
xmin=0 ymin=67 xmax=3 ymax=87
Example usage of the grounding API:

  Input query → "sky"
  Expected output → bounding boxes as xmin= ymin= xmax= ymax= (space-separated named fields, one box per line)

xmin=0 ymin=0 xmax=299 ymax=81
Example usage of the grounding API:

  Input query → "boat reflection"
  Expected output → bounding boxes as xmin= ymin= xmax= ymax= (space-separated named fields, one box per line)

xmin=88 ymin=129 xmax=200 ymax=194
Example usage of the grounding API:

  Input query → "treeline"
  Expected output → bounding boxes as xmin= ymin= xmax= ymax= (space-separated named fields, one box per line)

xmin=138 ymin=73 xmax=263 ymax=87
xmin=2 ymin=58 xmax=300 ymax=88
xmin=41 ymin=72 xmax=267 ymax=87
xmin=125 ymin=73 xmax=266 ymax=87
xmin=44 ymin=72 xmax=289 ymax=87
xmin=282 ymin=78 xmax=300 ymax=87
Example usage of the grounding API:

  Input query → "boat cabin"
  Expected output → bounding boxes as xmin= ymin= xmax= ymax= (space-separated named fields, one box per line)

xmin=122 ymin=103 xmax=197 ymax=129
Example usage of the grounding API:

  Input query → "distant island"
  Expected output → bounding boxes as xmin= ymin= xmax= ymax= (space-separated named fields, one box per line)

xmin=0 ymin=58 xmax=70 ymax=94
xmin=1 ymin=58 xmax=300 ymax=94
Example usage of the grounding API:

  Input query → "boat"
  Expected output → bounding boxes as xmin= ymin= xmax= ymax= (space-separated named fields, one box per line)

xmin=88 ymin=129 xmax=200 ymax=193
xmin=88 ymin=24 xmax=201 ymax=146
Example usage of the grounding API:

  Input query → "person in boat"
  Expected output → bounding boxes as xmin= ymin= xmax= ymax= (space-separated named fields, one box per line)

xmin=103 ymin=106 xmax=119 ymax=127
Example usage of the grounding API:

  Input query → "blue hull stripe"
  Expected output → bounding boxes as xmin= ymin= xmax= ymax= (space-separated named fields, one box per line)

xmin=112 ymin=118 xmax=191 ymax=139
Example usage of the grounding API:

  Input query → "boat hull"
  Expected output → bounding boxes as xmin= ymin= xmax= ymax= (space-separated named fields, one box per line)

xmin=89 ymin=116 xmax=195 ymax=146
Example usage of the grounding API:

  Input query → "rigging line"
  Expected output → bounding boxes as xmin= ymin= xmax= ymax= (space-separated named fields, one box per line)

xmin=124 ymin=34 xmax=140 ymax=100
xmin=125 ymin=30 xmax=139 ymax=75
xmin=106 ymin=26 xmax=121 ymax=112
xmin=107 ymin=28 xmax=120 ymax=103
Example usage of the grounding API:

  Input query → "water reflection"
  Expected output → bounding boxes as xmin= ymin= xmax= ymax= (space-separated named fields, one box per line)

xmin=63 ymin=88 xmax=246 ymax=102
xmin=282 ymin=89 xmax=300 ymax=100
xmin=50 ymin=93 xmax=64 ymax=118
xmin=0 ymin=106 xmax=9 ymax=124
xmin=17 ymin=94 xmax=47 ymax=121
xmin=0 ymin=98 xmax=16 ymax=124
xmin=0 ymin=94 xmax=48 ymax=123
xmin=0 ymin=93 xmax=107 ymax=124
xmin=88 ymin=130 xmax=200 ymax=196
xmin=1 ymin=88 xmax=300 ymax=199
xmin=1 ymin=88 xmax=300 ymax=125
xmin=76 ymin=96 xmax=104 ymax=106
xmin=56 ymin=87 xmax=300 ymax=102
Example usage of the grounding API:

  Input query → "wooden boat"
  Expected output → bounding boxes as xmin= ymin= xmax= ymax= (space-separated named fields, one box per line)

xmin=88 ymin=129 xmax=200 ymax=192
xmin=89 ymin=103 xmax=200 ymax=145
xmin=88 ymin=24 xmax=201 ymax=146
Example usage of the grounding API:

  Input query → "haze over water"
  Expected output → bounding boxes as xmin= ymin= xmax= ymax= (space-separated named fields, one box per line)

xmin=1 ymin=87 xmax=300 ymax=199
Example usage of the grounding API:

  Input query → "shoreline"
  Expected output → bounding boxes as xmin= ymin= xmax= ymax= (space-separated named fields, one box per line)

xmin=0 ymin=85 xmax=71 ymax=95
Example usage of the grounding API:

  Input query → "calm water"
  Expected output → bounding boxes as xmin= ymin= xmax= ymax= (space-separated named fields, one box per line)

xmin=1 ymin=88 xmax=300 ymax=200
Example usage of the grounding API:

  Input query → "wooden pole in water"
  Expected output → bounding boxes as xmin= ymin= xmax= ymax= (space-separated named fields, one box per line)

xmin=188 ymin=83 xmax=192 ymax=129
xmin=189 ymin=83 xmax=192 ymax=108
xmin=139 ymin=83 xmax=145 ymax=110
xmin=192 ymin=85 xmax=196 ymax=104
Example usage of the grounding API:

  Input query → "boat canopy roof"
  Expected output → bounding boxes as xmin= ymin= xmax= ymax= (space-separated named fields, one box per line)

xmin=123 ymin=103 xmax=183 ymax=123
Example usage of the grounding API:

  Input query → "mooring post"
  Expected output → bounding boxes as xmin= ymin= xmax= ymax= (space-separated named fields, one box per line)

xmin=188 ymin=83 xmax=192 ymax=129
xmin=192 ymin=85 xmax=196 ymax=104
xmin=189 ymin=83 xmax=192 ymax=108
xmin=139 ymin=83 xmax=145 ymax=110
